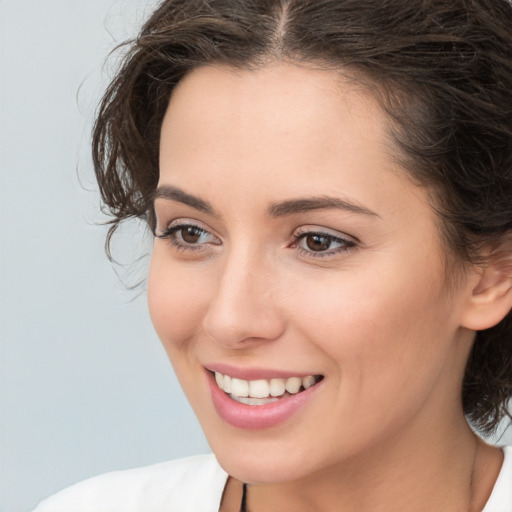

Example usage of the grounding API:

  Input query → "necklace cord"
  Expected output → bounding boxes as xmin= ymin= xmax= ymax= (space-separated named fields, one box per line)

xmin=239 ymin=483 xmax=248 ymax=512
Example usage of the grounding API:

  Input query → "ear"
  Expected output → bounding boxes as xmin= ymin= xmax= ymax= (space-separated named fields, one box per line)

xmin=460 ymin=241 xmax=512 ymax=331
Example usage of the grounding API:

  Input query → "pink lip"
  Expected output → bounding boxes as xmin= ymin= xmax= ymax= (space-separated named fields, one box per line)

xmin=205 ymin=368 xmax=323 ymax=430
xmin=205 ymin=363 xmax=319 ymax=381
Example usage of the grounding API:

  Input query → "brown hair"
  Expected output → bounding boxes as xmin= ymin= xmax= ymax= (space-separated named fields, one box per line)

xmin=92 ymin=0 xmax=512 ymax=435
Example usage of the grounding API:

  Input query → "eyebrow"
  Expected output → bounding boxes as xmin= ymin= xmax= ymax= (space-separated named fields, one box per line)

xmin=153 ymin=185 xmax=217 ymax=216
xmin=153 ymin=185 xmax=379 ymax=219
xmin=267 ymin=196 xmax=379 ymax=218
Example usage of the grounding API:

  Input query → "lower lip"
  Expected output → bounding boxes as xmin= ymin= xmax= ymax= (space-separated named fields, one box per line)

xmin=206 ymin=371 xmax=321 ymax=430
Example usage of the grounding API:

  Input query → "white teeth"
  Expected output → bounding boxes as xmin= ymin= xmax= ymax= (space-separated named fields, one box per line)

xmin=231 ymin=378 xmax=249 ymax=397
xmin=269 ymin=378 xmax=285 ymax=397
xmin=213 ymin=371 xmax=321 ymax=402
xmin=302 ymin=375 xmax=316 ymax=389
xmin=231 ymin=396 xmax=279 ymax=406
xmin=223 ymin=374 xmax=232 ymax=393
xmin=249 ymin=379 xmax=270 ymax=398
xmin=285 ymin=377 xmax=302 ymax=394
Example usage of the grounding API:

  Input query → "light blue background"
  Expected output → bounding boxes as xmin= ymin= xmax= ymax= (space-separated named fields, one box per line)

xmin=0 ymin=2 xmax=210 ymax=511
xmin=1 ymin=2 xmax=511 ymax=512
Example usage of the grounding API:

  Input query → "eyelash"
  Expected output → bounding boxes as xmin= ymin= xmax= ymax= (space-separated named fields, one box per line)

xmin=156 ymin=223 xmax=357 ymax=258
xmin=290 ymin=228 xmax=357 ymax=258
xmin=156 ymin=223 xmax=220 ymax=252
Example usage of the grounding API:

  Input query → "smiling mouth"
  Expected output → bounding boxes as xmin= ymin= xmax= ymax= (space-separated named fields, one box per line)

xmin=212 ymin=371 xmax=324 ymax=406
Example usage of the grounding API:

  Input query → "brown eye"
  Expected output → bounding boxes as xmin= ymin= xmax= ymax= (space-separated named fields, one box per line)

xmin=157 ymin=222 xmax=220 ymax=249
xmin=305 ymin=234 xmax=332 ymax=252
xmin=293 ymin=229 xmax=356 ymax=257
xmin=181 ymin=226 xmax=203 ymax=244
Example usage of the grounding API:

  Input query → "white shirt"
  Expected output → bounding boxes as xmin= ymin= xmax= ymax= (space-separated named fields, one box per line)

xmin=33 ymin=446 xmax=512 ymax=512
xmin=482 ymin=446 xmax=512 ymax=512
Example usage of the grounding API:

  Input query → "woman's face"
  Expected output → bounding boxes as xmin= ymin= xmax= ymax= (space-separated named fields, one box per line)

xmin=148 ymin=64 xmax=477 ymax=483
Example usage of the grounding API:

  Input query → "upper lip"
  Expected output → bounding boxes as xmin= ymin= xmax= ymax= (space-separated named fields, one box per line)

xmin=204 ymin=363 xmax=322 ymax=381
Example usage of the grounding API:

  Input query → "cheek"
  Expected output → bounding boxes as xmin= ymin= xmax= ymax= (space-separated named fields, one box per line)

xmin=147 ymin=251 xmax=210 ymax=354
xmin=290 ymin=263 xmax=454 ymax=389
xmin=284 ymin=271 xmax=458 ymax=449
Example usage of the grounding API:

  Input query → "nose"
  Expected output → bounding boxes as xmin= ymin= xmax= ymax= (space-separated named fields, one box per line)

xmin=202 ymin=248 xmax=286 ymax=348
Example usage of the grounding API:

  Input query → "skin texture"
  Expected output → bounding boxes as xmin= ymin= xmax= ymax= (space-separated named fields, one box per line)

xmin=148 ymin=64 xmax=506 ymax=511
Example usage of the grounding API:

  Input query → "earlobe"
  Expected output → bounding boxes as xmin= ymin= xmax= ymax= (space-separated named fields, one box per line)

xmin=461 ymin=256 xmax=512 ymax=331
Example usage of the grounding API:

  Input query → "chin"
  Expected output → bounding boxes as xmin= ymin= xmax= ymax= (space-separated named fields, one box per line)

xmin=216 ymin=450 xmax=307 ymax=485
xmin=204 ymin=426 xmax=323 ymax=484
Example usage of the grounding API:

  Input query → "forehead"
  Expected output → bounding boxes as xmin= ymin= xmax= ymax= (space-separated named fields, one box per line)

xmin=162 ymin=63 xmax=383 ymax=145
xmin=159 ymin=63 xmax=403 ymax=200
xmin=166 ymin=63 xmax=375 ymax=120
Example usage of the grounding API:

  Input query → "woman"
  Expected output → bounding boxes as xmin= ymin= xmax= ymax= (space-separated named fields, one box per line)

xmin=34 ymin=0 xmax=512 ymax=510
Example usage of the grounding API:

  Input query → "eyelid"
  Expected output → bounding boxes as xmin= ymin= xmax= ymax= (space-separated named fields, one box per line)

xmin=293 ymin=225 xmax=359 ymax=243
xmin=157 ymin=217 xmax=217 ymax=236
xmin=156 ymin=218 xmax=221 ymax=251
xmin=290 ymin=225 xmax=358 ymax=257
